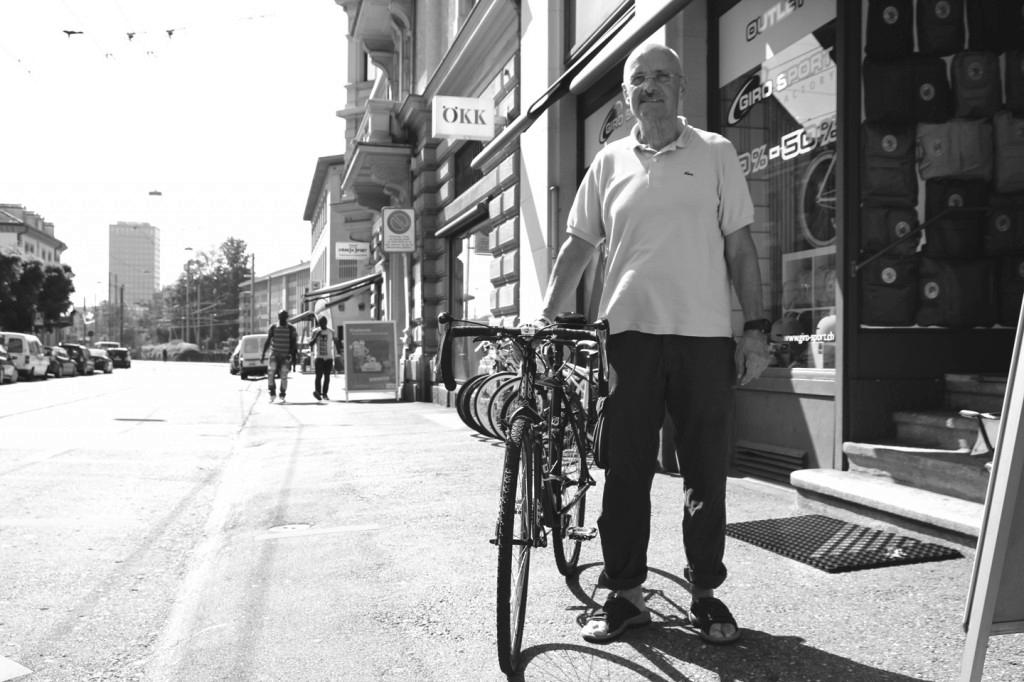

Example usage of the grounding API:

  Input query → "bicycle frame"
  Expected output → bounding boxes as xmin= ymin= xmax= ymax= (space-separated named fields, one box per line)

xmin=438 ymin=313 xmax=607 ymax=547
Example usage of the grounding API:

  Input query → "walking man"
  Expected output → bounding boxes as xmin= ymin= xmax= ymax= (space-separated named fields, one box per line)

xmin=309 ymin=315 xmax=338 ymax=402
xmin=538 ymin=43 xmax=771 ymax=645
xmin=261 ymin=309 xmax=298 ymax=403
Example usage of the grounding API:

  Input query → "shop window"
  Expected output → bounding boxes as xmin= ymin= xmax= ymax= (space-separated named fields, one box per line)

xmin=717 ymin=2 xmax=838 ymax=370
xmin=448 ymin=224 xmax=495 ymax=382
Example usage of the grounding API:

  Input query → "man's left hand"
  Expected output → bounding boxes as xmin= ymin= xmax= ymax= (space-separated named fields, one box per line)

xmin=735 ymin=331 xmax=771 ymax=386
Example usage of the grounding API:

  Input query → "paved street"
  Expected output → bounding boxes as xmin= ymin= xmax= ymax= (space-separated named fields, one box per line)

xmin=2 ymin=361 xmax=1024 ymax=681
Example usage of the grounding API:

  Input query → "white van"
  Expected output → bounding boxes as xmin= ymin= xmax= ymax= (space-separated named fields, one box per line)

xmin=0 ymin=332 xmax=50 ymax=380
xmin=238 ymin=333 xmax=268 ymax=379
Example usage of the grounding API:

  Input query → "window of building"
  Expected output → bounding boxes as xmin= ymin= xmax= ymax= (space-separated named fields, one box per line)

xmin=717 ymin=1 xmax=837 ymax=370
xmin=454 ymin=142 xmax=483 ymax=195
xmin=448 ymin=225 xmax=494 ymax=382
xmin=338 ymin=259 xmax=359 ymax=280
xmin=568 ymin=0 xmax=631 ymax=56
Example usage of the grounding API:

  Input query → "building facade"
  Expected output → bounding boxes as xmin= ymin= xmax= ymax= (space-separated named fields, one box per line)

xmin=239 ymin=262 xmax=311 ymax=335
xmin=0 ymin=204 xmax=66 ymax=265
xmin=330 ymin=0 xmax=1021 ymax=510
xmin=303 ymin=154 xmax=380 ymax=341
xmin=109 ymin=221 xmax=160 ymax=310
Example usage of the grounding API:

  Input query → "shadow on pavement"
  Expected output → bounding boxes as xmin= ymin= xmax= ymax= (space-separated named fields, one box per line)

xmin=515 ymin=564 xmax=923 ymax=682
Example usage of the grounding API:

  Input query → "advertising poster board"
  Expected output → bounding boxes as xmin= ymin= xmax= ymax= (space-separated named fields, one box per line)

xmin=961 ymin=304 xmax=1024 ymax=680
xmin=342 ymin=321 xmax=398 ymax=401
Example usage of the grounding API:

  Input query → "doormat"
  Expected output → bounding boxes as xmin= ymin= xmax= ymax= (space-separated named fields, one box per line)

xmin=725 ymin=514 xmax=962 ymax=573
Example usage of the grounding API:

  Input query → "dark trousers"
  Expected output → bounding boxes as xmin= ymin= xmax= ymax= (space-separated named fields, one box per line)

xmin=597 ymin=331 xmax=735 ymax=592
xmin=314 ymin=357 xmax=332 ymax=396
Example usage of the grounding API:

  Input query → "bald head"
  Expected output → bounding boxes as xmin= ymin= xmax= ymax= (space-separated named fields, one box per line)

xmin=623 ymin=43 xmax=683 ymax=83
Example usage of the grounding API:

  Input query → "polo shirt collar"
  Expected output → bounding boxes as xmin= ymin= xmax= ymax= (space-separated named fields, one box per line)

xmin=630 ymin=116 xmax=693 ymax=152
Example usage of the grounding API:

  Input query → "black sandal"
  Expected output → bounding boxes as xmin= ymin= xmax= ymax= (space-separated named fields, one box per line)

xmin=688 ymin=597 xmax=741 ymax=645
xmin=580 ymin=594 xmax=651 ymax=643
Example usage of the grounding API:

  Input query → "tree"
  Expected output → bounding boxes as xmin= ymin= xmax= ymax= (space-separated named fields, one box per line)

xmin=171 ymin=237 xmax=252 ymax=348
xmin=40 ymin=264 xmax=76 ymax=329
xmin=0 ymin=250 xmax=75 ymax=332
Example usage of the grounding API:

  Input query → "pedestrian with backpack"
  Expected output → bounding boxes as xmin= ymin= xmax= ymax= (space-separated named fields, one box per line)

xmin=261 ymin=309 xmax=298 ymax=403
xmin=309 ymin=315 xmax=338 ymax=402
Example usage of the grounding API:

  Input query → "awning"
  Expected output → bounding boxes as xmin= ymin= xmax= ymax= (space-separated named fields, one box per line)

xmin=304 ymin=272 xmax=383 ymax=302
xmin=288 ymin=310 xmax=318 ymax=324
xmin=434 ymin=201 xmax=489 ymax=239
xmin=470 ymin=0 xmax=692 ymax=171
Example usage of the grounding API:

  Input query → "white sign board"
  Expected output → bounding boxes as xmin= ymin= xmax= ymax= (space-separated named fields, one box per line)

xmin=432 ymin=95 xmax=494 ymax=141
xmin=961 ymin=301 xmax=1024 ymax=680
xmin=381 ymin=208 xmax=416 ymax=253
xmin=335 ymin=241 xmax=370 ymax=260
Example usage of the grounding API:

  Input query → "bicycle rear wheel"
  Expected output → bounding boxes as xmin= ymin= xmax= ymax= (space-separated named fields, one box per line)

xmin=496 ymin=416 xmax=536 ymax=674
xmin=551 ymin=423 xmax=587 ymax=576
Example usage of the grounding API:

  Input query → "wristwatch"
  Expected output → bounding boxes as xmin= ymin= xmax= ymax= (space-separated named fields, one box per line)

xmin=743 ymin=318 xmax=772 ymax=335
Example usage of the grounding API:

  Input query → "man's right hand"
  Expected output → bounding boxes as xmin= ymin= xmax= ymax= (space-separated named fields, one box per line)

xmin=519 ymin=314 xmax=553 ymax=336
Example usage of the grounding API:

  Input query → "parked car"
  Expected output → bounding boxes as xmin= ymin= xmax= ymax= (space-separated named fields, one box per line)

xmin=93 ymin=341 xmax=132 ymax=368
xmin=88 ymin=347 xmax=113 ymax=374
xmin=229 ymin=341 xmax=241 ymax=375
xmin=0 ymin=343 xmax=18 ymax=384
xmin=59 ymin=343 xmax=95 ymax=375
xmin=44 ymin=345 xmax=78 ymax=378
xmin=237 ymin=333 xmax=268 ymax=379
xmin=0 ymin=331 xmax=49 ymax=380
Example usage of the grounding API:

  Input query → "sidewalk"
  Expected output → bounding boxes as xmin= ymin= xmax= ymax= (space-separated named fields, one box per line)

xmin=149 ymin=381 xmax=1024 ymax=681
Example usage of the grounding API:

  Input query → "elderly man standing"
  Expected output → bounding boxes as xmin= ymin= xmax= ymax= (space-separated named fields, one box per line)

xmin=538 ymin=43 xmax=771 ymax=645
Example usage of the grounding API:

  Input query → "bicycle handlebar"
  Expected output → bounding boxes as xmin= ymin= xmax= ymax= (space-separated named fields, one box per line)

xmin=436 ymin=312 xmax=608 ymax=392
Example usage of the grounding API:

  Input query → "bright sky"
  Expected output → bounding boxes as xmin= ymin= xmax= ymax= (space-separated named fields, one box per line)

xmin=0 ymin=0 xmax=348 ymax=306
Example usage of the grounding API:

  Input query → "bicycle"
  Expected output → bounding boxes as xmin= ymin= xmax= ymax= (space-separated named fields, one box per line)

xmin=438 ymin=311 xmax=608 ymax=674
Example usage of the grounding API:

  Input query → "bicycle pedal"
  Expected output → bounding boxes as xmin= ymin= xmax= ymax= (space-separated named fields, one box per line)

xmin=566 ymin=526 xmax=598 ymax=541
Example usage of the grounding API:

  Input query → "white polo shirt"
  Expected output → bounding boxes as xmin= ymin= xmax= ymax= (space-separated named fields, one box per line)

xmin=566 ymin=117 xmax=754 ymax=337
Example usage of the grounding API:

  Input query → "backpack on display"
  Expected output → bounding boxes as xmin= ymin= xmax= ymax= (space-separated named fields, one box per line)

xmin=863 ymin=122 xmax=919 ymax=202
xmin=866 ymin=0 xmax=915 ymax=60
xmin=917 ymin=0 xmax=966 ymax=56
xmin=864 ymin=56 xmax=952 ymax=123
xmin=993 ymin=111 xmax=1024 ymax=193
xmin=1007 ymin=51 xmax=1024 ymax=115
xmin=923 ymin=178 xmax=989 ymax=257
xmin=966 ymin=0 xmax=1024 ymax=52
xmin=951 ymin=52 xmax=1002 ymax=118
xmin=916 ymin=257 xmax=996 ymax=327
xmin=985 ymin=194 xmax=1024 ymax=255
xmin=917 ymin=118 xmax=993 ymax=181
xmin=860 ymin=254 xmax=920 ymax=325
xmin=861 ymin=203 xmax=920 ymax=255
xmin=998 ymin=255 xmax=1024 ymax=325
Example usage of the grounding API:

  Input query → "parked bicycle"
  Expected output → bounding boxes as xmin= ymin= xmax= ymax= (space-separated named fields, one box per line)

xmin=438 ymin=311 xmax=608 ymax=674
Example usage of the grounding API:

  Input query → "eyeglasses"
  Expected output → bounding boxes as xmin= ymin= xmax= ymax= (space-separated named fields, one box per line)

xmin=627 ymin=71 xmax=680 ymax=87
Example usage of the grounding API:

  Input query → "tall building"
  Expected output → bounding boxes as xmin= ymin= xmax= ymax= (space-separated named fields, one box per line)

xmin=109 ymin=222 xmax=160 ymax=308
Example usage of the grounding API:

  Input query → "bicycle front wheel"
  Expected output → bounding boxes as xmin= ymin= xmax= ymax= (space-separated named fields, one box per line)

xmin=496 ymin=416 xmax=536 ymax=675
xmin=551 ymin=424 xmax=587 ymax=576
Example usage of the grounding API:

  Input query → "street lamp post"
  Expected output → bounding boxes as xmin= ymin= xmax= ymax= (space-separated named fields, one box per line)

xmin=184 ymin=247 xmax=194 ymax=345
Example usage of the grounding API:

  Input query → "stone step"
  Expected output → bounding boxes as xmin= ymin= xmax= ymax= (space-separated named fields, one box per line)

xmin=944 ymin=373 xmax=1007 ymax=413
xmin=892 ymin=409 xmax=989 ymax=452
xmin=843 ymin=441 xmax=991 ymax=503
xmin=790 ymin=468 xmax=984 ymax=547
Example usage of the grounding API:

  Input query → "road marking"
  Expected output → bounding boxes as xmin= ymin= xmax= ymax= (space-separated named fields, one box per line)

xmin=255 ymin=524 xmax=381 ymax=541
xmin=0 ymin=655 xmax=31 ymax=681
